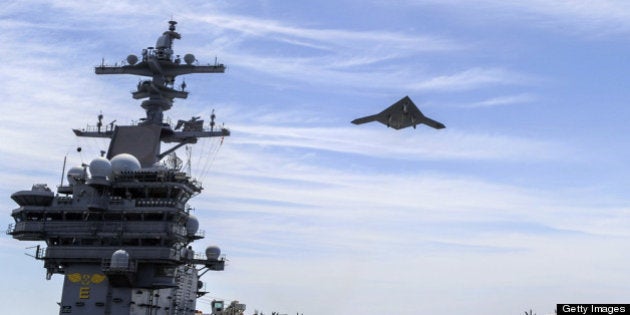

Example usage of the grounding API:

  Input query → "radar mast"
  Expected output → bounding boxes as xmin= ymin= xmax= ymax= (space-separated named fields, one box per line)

xmin=8 ymin=21 xmax=234 ymax=315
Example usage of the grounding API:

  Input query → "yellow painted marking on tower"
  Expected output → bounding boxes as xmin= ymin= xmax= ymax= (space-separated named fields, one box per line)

xmin=79 ymin=286 xmax=90 ymax=299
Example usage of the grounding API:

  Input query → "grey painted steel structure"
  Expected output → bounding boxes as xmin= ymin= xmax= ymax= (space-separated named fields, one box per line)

xmin=8 ymin=21 xmax=232 ymax=315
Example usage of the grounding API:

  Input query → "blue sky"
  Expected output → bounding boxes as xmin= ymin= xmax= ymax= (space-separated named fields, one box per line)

xmin=2 ymin=1 xmax=630 ymax=314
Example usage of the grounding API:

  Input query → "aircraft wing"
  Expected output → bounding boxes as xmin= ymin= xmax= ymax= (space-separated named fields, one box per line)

xmin=351 ymin=114 xmax=379 ymax=125
xmin=417 ymin=115 xmax=446 ymax=129
xmin=406 ymin=98 xmax=446 ymax=129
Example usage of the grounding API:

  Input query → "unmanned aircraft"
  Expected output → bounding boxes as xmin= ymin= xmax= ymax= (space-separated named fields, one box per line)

xmin=352 ymin=96 xmax=445 ymax=130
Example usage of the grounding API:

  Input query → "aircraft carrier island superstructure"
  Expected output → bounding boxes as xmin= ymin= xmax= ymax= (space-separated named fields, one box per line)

xmin=7 ymin=21 xmax=242 ymax=315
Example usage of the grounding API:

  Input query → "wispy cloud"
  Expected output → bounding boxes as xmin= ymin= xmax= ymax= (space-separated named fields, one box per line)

xmin=213 ymin=50 xmax=537 ymax=93
xmin=191 ymin=12 xmax=461 ymax=54
xmin=461 ymin=93 xmax=538 ymax=108
xmin=183 ymin=12 xmax=527 ymax=93
xmin=228 ymin=124 xmax=567 ymax=161
xmin=406 ymin=67 xmax=537 ymax=91
xmin=496 ymin=0 xmax=630 ymax=36
xmin=398 ymin=0 xmax=630 ymax=37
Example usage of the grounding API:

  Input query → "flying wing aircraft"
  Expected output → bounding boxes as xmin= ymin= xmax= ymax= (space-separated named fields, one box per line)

xmin=351 ymin=96 xmax=446 ymax=130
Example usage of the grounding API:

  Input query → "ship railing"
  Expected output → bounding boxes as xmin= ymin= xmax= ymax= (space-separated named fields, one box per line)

xmin=8 ymin=221 xmax=44 ymax=235
xmin=32 ymin=245 xmax=46 ymax=259
xmin=11 ymin=220 xmax=188 ymax=236
xmin=192 ymin=252 xmax=224 ymax=261
xmin=101 ymin=258 xmax=138 ymax=273
xmin=44 ymin=246 xmax=179 ymax=261
xmin=136 ymin=198 xmax=179 ymax=208
xmin=122 ymin=170 xmax=167 ymax=182
xmin=76 ymin=124 xmax=116 ymax=134
xmin=115 ymin=169 xmax=195 ymax=185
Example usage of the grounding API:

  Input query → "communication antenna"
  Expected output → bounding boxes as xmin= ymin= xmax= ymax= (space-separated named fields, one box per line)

xmin=97 ymin=112 xmax=104 ymax=133
xmin=210 ymin=109 xmax=216 ymax=132
xmin=59 ymin=155 xmax=67 ymax=187
xmin=108 ymin=120 xmax=116 ymax=132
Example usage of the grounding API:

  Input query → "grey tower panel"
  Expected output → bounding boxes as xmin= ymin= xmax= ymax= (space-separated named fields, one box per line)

xmin=107 ymin=125 xmax=161 ymax=167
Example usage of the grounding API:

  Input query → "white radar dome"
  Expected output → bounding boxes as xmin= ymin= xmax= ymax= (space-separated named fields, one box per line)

xmin=67 ymin=166 xmax=85 ymax=185
xmin=206 ymin=246 xmax=221 ymax=260
xmin=111 ymin=153 xmax=141 ymax=175
xmin=186 ymin=215 xmax=199 ymax=236
xmin=111 ymin=249 xmax=130 ymax=269
xmin=89 ymin=157 xmax=112 ymax=179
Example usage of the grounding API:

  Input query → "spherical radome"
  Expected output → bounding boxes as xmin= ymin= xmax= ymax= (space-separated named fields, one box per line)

xmin=206 ymin=246 xmax=221 ymax=260
xmin=89 ymin=157 xmax=112 ymax=179
xmin=111 ymin=249 xmax=130 ymax=269
xmin=110 ymin=153 xmax=141 ymax=174
xmin=186 ymin=215 xmax=199 ymax=236
xmin=67 ymin=166 xmax=85 ymax=185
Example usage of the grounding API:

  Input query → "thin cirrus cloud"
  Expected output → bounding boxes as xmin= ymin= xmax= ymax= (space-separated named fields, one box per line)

xmin=228 ymin=124 xmax=567 ymax=161
xmin=193 ymin=15 xmax=537 ymax=92
xmin=405 ymin=67 xmax=539 ymax=92
xmin=487 ymin=0 xmax=630 ymax=34
xmin=461 ymin=93 xmax=538 ymax=108
xmin=184 ymin=13 xmax=516 ymax=92
xmin=399 ymin=0 xmax=630 ymax=36
xmin=191 ymin=12 xmax=461 ymax=53
xmin=216 ymin=50 xmax=535 ymax=93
